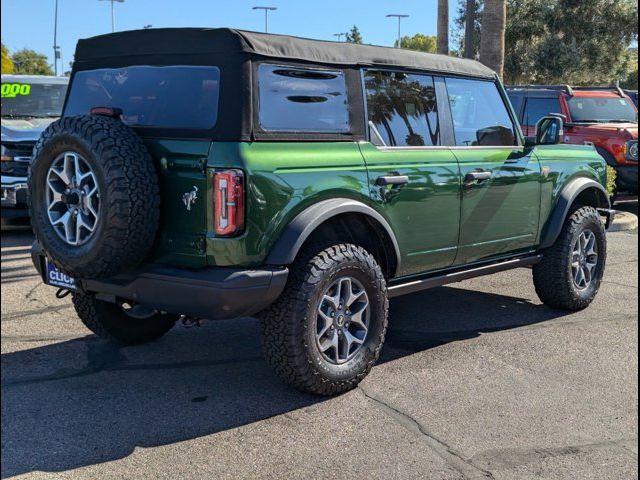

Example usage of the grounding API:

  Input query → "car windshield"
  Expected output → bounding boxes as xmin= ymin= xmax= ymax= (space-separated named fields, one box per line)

xmin=64 ymin=66 xmax=220 ymax=130
xmin=567 ymin=96 xmax=638 ymax=123
xmin=1 ymin=81 xmax=68 ymax=118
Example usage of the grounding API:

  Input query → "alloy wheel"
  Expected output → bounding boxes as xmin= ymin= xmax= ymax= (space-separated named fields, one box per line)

xmin=315 ymin=276 xmax=370 ymax=364
xmin=46 ymin=152 xmax=100 ymax=246
xmin=571 ymin=229 xmax=598 ymax=290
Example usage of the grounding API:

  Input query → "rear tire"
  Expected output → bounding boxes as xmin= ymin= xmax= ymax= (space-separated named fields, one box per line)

xmin=533 ymin=206 xmax=607 ymax=311
xmin=261 ymin=244 xmax=388 ymax=396
xmin=72 ymin=292 xmax=178 ymax=345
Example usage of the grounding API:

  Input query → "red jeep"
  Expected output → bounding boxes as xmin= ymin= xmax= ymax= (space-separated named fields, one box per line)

xmin=508 ymin=85 xmax=638 ymax=194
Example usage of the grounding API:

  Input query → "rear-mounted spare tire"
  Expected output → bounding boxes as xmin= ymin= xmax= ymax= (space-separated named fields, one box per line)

xmin=28 ymin=115 xmax=160 ymax=278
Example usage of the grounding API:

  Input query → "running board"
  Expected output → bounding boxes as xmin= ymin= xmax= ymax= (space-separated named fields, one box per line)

xmin=387 ymin=255 xmax=543 ymax=299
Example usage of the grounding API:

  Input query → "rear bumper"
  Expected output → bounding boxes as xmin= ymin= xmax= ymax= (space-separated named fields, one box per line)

xmin=1 ymin=176 xmax=29 ymax=212
xmin=32 ymin=246 xmax=289 ymax=320
xmin=614 ymin=166 xmax=638 ymax=193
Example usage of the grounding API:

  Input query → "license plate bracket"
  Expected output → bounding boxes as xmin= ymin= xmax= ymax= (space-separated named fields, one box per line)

xmin=45 ymin=260 xmax=77 ymax=290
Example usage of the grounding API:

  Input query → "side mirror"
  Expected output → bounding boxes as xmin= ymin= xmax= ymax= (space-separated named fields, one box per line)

xmin=535 ymin=116 xmax=564 ymax=145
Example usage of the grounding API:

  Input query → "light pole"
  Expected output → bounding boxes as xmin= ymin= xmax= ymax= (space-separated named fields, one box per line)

xmin=53 ymin=0 xmax=59 ymax=76
xmin=98 ymin=0 xmax=124 ymax=33
xmin=252 ymin=6 xmax=277 ymax=33
xmin=333 ymin=33 xmax=347 ymax=42
xmin=386 ymin=14 xmax=409 ymax=48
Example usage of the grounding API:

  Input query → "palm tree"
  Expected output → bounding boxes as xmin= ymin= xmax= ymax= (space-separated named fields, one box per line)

xmin=437 ymin=0 xmax=449 ymax=55
xmin=479 ymin=0 xmax=507 ymax=78
xmin=463 ymin=0 xmax=475 ymax=59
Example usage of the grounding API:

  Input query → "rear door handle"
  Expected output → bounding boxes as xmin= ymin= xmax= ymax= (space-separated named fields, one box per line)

xmin=464 ymin=170 xmax=493 ymax=185
xmin=376 ymin=175 xmax=410 ymax=186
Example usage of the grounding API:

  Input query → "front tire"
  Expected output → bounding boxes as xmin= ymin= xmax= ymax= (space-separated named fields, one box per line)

xmin=72 ymin=292 xmax=178 ymax=345
xmin=261 ymin=244 xmax=388 ymax=396
xmin=533 ymin=206 xmax=607 ymax=311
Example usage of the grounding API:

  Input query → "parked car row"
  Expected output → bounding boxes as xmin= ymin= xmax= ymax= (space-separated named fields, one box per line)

xmin=507 ymin=85 xmax=638 ymax=194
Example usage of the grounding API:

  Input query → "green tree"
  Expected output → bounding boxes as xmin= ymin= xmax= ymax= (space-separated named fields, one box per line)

xmin=1 ymin=42 xmax=14 ymax=74
xmin=455 ymin=0 xmax=639 ymax=85
xmin=622 ymin=68 xmax=638 ymax=90
xmin=621 ymin=48 xmax=638 ymax=89
xmin=12 ymin=49 xmax=54 ymax=76
xmin=394 ymin=33 xmax=437 ymax=53
xmin=346 ymin=25 xmax=363 ymax=44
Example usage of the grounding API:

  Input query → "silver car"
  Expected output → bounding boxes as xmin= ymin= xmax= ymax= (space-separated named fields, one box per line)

xmin=1 ymin=75 xmax=69 ymax=222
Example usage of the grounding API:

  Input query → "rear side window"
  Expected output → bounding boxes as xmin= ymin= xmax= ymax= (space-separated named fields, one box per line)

xmin=364 ymin=70 xmax=441 ymax=147
xmin=446 ymin=78 xmax=516 ymax=146
xmin=523 ymin=97 xmax=562 ymax=126
xmin=64 ymin=66 xmax=220 ymax=129
xmin=258 ymin=64 xmax=349 ymax=132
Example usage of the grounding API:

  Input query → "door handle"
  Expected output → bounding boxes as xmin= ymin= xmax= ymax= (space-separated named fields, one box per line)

xmin=464 ymin=170 xmax=492 ymax=185
xmin=376 ymin=175 xmax=410 ymax=186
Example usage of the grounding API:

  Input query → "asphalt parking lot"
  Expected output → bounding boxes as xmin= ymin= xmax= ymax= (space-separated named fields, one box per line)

xmin=1 ymin=219 xmax=638 ymax=479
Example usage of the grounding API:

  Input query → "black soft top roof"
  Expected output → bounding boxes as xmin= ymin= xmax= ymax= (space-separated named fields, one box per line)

xmin=74 ymin=28 xmax=496 ymax=79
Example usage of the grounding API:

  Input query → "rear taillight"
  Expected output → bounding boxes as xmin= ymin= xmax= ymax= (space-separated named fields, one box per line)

xmin=213 ymin=169 xmax=245 ymax=236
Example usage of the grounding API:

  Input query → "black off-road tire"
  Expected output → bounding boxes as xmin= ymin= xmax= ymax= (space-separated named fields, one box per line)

xmin=72 ymin=292 xmax=178 ymax=345
xmin=533 ymin=206 xmax=607 ymax=311
xmin=261 ymin=244 xmax=388 ymax=396
xmin=28 ymin=115 xmax=159 ymax=278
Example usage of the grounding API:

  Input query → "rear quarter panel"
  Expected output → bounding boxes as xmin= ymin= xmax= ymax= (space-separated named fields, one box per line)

xmin=205 ymin=142 xmax=370 ymax=267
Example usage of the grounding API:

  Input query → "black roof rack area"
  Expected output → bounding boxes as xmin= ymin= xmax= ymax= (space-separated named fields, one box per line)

xmin=507 ymin=83 xmax=627 ymax=98
xmin=506 ymin=85 xmax=575 ymax=96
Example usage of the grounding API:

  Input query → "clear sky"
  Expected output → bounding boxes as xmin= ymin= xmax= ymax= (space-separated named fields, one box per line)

xmin=1 ymin=0 xmax=457 ymax=73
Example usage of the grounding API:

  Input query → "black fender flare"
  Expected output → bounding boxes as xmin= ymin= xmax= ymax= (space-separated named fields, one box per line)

xmin=539 ymin=177 xmax=610 ymax=249
xmin=265 ymin=198 xmax=401 ymax=275
xmin=595 ymin=146 xmax=617 ymax=167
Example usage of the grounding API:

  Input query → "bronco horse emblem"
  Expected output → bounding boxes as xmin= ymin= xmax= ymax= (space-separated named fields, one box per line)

xmin=182 ymin=186 xmax=199 ymax=211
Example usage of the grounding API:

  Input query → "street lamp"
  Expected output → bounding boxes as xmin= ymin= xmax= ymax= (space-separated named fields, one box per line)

xmin=333 ymin=33 xmax=348 ymax=42
xmin=252 ymin=6 xmax=277 ymax=33
xmin=386 ymin=14 xmax=409 ymax=48
xmin=53 ymin=0 xmax=59 ymax=76
xmin=98 ymin=0 xmax=125 ymax=33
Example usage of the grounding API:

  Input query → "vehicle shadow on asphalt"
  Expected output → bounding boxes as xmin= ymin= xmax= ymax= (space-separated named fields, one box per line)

xmin=1 ymin=283 xmax=570 ymax=478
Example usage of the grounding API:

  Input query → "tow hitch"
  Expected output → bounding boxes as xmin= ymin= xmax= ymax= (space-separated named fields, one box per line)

xmin=180 ymin=315 xmax=206 ymax=328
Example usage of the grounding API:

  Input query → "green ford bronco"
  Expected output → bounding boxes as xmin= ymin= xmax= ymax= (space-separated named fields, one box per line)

xmin=29 ymin=29 xmax=613 ymax=395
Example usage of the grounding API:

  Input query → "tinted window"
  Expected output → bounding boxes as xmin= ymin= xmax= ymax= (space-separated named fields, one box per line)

xmin=365 ymin=71 xmax=440 ymax=147
xmin=567 ymin=96 xmax=638 ymax=123
xmin=523 ymin=97 xmax=562 ymax=126
xmin=258 ymin=64 xmax=349 ymax=132
xmin=446 ymin=78 xmax=516 ymax=146
xmin=65 ymin=66 xmax=220 ymax=129
xmin=507 ymin=93 xmax=523 ymax=122
xmin=1 ymin=81 xmax=67 ymax=118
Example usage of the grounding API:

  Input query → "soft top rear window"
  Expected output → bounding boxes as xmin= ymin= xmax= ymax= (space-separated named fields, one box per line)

xmin=64 ymin=66 xmax=220 ymax=130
